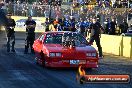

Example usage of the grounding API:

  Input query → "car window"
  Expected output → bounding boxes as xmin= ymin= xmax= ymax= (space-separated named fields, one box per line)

xmin=39 ymin=34 xmax=44 ymax=41
xmin=45 ymin=33 xmax=63 ymax=44
xmin=63 ymin=33 xmax=87 ymax=45
xmin=44 ymin=33 xmax=87 ymax=45
xmin=78 ymin=34 xmax=87 ymax=44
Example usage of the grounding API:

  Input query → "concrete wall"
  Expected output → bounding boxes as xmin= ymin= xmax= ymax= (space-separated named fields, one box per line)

xmin=93 ymin=34 xmax=132 ymax=59
xmin=0 ymin=16 xmax=46 ymax=32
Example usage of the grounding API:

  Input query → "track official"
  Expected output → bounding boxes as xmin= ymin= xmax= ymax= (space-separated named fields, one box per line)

xmin=5 ymin=12 xmax=16 ymax=52
xmin=88 ymin=18 xmax=103 ymax=59
xmin=24 ymin=16 xmax=36 ymax=54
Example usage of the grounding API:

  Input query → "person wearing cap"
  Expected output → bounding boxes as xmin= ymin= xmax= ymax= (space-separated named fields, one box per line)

xmin=24 ymin=16 xmax=36 ymax=54
xmin=88 ymin=17 xmax=104 ymax=59
xmin=5 ymin=12 xmax=16 ymax=52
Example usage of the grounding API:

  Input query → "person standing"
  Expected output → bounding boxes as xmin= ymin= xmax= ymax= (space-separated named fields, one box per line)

xmin=127 ymin=24 xmax=132 ymax=33
xmin=49 ymin=20 xmax=56 ymax=31
xmin=57 ymin=18 xmax=63 ymax=31
xmin=5 ymin=12 xmax=16 ymax=52
xmin=109 ymin=18 xmax=117 ymax=35
xmin=0 ymin=2 xmax=7 ymax=26
xmin=63 ymin=18 xmax=71 ymax=31
xmin=88 ymin=17 xmax=103 ymax=59
xmin=105 ymin=18 xmax=111 ymax=34
xmin=24 ymin=16 xmax=36 ymax=54
xmin=44 ymin=18 xmax=50 ymax=32
xmin=80 ymin=18 xmax=86 ymax=36
xmin=84 ymin=18 xmax=91 ymax=37
xmin=120 ymin=19 xmax=128 ymax=33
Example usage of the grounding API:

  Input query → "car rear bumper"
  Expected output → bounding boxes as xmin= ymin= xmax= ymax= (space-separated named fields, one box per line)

xmin=46 ymin=61 xmax=98 ymax=68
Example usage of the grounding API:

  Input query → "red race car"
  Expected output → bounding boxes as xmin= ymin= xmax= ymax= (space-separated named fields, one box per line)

xmin=33 ymin=31 xmax=99 ymax=68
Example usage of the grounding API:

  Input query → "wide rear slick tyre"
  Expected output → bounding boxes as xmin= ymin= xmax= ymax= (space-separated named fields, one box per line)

xmin=40 ymin=51 xmax=46 ymax=67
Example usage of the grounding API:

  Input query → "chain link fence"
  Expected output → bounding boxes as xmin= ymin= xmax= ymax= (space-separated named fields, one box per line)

xmin=5 ymin=3 xmax=131 ymax=25
xmin=6 ymin=3 xmax=48 ymax=17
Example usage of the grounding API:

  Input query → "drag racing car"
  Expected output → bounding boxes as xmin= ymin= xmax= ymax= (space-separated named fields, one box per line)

xmin=33 ymin=31 xmax=99 ymax=68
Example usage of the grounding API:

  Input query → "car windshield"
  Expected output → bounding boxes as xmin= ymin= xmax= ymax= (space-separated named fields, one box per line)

xmin=44 ymin=32 xmax=88 ymax=45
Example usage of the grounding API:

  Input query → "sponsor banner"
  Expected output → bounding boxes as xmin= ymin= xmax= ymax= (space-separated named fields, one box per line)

xmin=1 ymin=16 xmax=46 ymax=32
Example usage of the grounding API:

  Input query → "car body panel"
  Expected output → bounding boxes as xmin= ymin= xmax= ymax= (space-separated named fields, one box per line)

xmin=33 ymin=31 xmax=98 ymax=68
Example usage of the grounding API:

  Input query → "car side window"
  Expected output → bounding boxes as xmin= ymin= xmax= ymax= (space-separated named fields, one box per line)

xmin=39 ymin=34 xmax=44 ymax=41
xmin=45 ymin=34 xmax=53 ymax=44
xmin=44 ymin=34 xmax=63 ymax=44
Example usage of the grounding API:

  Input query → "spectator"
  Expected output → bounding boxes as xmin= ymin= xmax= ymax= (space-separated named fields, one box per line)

xmin=70 ymin=17 xmax=76 ymax=32
xmin=105 ymin=18 xmax=111 ymax=34
xmin=115 ymin=24 xmax=121 ymax=35
xmin=53 ymin=18 xmax=59 ymax=26
xmin=127 ymin=24 xmax=132 ymax=33
xmin=63 ymin=18 xmax=71 ymax=31
xmin=80 ymin=18 xmax=86 ymax=36
xmin=57 ymin=18 xmax=63 ymax=31
xmin=49 ymin=20 xmax=56 ymax=31
xmin=109 ymin=18 xmax=117 ymax=35
xmin=85 ymin=18 xmax=91 ymax=37
xmin=120 ymin=19 xmax=128 ymax=33
xmin=44 ymin=18 xmax=50 ymax=32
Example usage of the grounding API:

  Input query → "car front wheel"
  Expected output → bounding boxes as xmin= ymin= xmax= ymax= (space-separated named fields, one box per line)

xmin=40 ymin=51 xmax=46 ymax=67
